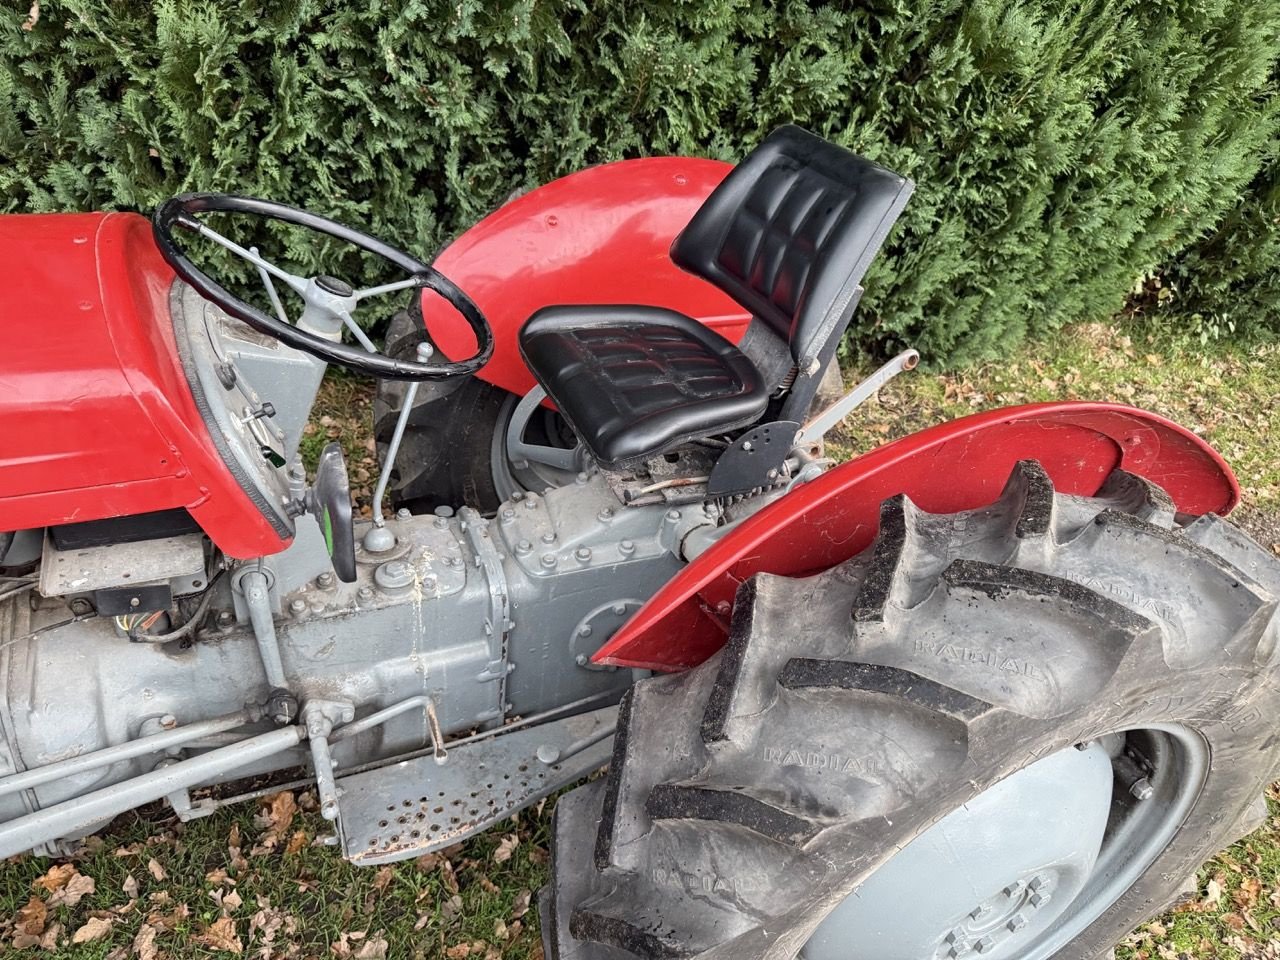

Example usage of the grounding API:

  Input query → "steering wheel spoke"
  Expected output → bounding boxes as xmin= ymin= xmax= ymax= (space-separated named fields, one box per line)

xmin=352 ymin=276 xmax=429 ymax=303
xmin=151 ymin=193 xmax=494 ymax=381
xmin=249 ymin=246 xmax=292 ymax=326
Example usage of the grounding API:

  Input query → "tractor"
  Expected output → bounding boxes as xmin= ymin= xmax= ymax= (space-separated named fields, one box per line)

xmin=1 ymin=126 xmax=1277 ymax=960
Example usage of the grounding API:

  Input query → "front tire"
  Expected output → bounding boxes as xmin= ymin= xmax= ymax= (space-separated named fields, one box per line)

xmin=542 ymin=461 xmax=1280 ymax=959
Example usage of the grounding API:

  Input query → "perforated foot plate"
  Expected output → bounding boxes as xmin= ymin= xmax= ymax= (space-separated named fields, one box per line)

xmin=337 ymin=706 xmax=617 ymax=865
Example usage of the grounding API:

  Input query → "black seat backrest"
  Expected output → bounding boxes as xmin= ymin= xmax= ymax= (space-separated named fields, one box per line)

xmin=672 ymin=125 xmax=913 ymax=386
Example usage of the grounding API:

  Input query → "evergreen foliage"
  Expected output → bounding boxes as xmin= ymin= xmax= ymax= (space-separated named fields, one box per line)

xmin=2 ymin=1 xmax=1277 ymax=364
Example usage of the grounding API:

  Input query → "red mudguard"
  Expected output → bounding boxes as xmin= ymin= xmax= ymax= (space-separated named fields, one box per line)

xmin=594 ymin=402 xmax=1240 ymax=672
xmin=419 ymin=157 xmax=748 ymax=397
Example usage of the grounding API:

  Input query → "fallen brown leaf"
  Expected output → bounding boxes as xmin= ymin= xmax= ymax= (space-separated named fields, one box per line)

xmin=72 ymin=916 xmax=114 ymax=944
xmin=48 ymin=871 xmax=95 ymax=908
xmin=33 ymin=863 xmax=76 ymax=892
xmin=493 ymin=834 xmax=519 ymax=864
xmin=147 ymin=857 xmax=167 ymax=882
xmin=196 ymin=915 xmax=244 ymax=954
xmin=133 ymin=922 xmax=159 ymax=960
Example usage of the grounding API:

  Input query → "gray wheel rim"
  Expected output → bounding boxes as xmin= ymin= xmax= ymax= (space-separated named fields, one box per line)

xmin=802 ymin=724 xmax=1209 ymax=960
xmin=490 ymin=393 xmax=578 ymax=502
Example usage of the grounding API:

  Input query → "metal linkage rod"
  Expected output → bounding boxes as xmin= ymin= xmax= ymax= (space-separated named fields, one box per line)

xmin=0 ymin=726 xmax=304 ymax=860
xmin=0 ymin=708 xmax=259 ymax=800
xmin=796 ymin=348 xmax=921 ymax=445
xmin=241 ymin=569 xmax=288 ymax=691
xmin=365 ymin=341 xmax=433 ymax=550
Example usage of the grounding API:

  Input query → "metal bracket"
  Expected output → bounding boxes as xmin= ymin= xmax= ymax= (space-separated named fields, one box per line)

xmin=706 ymin=421 xmax=800 ymax=497
xmin=458 ymin=508 xmax=513 ymax=716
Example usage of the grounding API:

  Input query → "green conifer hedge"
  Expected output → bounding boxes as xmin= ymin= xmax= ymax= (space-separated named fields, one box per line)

xmin=2 ymin=1 xmax=1277 ymax=364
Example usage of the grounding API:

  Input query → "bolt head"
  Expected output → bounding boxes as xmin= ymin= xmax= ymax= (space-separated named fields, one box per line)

xmin=1130 ymin=777 xmax=1155 ymax=801
xmin=357 ymin=586 xmax=374 ymax=600
xmin=316 ymin=572 xmax=335 ymax=588
xmin=501 ymin=508 xmax=516 ymax=521
xmin=216 ymin=611 xmax=235 ymax=626
xmin=575 ymin=547 xmax=592 ymax=561
xmin=577 ymin=625 xmax=593 ymax=638
xmin=619 ymin=540 xmax=635 ymax=554
xmin=665 ymin=509 xmax=681 ymax=522
xmin=289 ymin=598 xmax=307 ymax=614
xmin=540 ymin=554 xmax=557 ymax=569
xmin=598 ymin=507 xmax=614 ymax=521
xmin=395 ymin=507 xmax=412 ymax=521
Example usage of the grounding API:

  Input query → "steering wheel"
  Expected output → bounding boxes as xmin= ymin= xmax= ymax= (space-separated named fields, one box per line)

xmin=152 ymin=194 xmax=493 ymax=381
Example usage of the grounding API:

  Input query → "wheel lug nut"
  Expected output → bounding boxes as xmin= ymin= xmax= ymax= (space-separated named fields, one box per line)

xmin=1007 ymin=913 xmax=1028 ymax=932
xmin=1028 ymin=875 xmax=1048 ymax=892
xmin=1003 ymin=880 xmax=1024 ymax=898
xmin=969 ymin=904 xmax=990 ymax=920
xmin=1029 ymin=891 xmax=1051 ymax=908
xmin=1129 ymin=777 xmax=1155 ymax=800
xmin=975 ymin=936 xmax=995 ymax=954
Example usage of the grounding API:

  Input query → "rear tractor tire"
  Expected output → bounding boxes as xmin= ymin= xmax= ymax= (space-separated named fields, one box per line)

xmin=542 ymin=461 xmax=1280 ymax=960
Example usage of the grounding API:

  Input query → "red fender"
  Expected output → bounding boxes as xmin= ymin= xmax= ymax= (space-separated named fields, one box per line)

xmin=594 ymin=402 xmax=1240 ymax=672
xmin=419 ymin=157 xmax=748 ymax=398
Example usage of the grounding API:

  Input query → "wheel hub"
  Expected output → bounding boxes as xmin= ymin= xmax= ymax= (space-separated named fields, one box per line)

xmin=802 ymin=743 xmax=1115 ymax=960
xmin=936 ymin=870 xmax=1060 ymax=958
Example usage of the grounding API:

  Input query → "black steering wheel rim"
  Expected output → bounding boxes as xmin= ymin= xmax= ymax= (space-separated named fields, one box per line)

xmin=152 ymin=193 xmax=494 ymax=381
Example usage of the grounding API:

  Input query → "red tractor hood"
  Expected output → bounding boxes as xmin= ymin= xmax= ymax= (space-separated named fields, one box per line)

xmin=0 ymin=212 xmax=290 ymax=558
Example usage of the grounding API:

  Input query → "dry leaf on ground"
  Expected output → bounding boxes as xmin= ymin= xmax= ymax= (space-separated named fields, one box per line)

xmin=72 ymin=916 xmax=114 ymax=944
xmin=197 ymin=915 xmax=244 ymax=954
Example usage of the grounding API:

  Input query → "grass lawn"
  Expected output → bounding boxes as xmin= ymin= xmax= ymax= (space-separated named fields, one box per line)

xmin=2 ymin=321 xmax=1278 ymax=959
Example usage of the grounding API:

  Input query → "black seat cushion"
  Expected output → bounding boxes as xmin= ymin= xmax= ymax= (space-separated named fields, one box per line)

xmin=519 ymin=305 xmax=767 ymax=468
xmin=672 ymin=125 xmax=913 ymax=372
